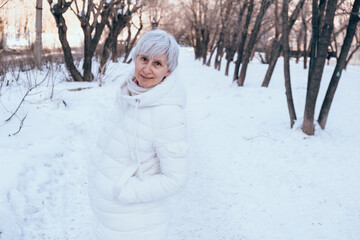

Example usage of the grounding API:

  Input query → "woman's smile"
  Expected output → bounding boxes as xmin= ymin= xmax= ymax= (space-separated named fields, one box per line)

xmin=134 ymin=54 xmax=170 ymax=88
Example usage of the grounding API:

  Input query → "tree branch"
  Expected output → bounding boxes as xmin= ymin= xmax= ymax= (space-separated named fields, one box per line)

xmin=0 ymin=0 xmax=11 ymax=9
xmin=5 ymin=70 xmax=50 ymax=122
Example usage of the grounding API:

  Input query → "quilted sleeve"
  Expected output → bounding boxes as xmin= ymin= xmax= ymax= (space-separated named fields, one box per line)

xmin=114 ymin=105 xmax=189 ymax=204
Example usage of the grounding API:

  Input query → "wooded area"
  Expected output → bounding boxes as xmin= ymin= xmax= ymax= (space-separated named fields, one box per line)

xmin=1 ymin=0 xmax=359 ymax=135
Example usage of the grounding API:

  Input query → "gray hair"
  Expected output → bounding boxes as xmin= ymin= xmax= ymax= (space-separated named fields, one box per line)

xmin=131 ymin=29 xmax=179 ymax=72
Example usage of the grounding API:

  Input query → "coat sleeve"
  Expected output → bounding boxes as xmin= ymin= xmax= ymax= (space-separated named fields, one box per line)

xmin=115 ymin=105 xmax=189 ymax=204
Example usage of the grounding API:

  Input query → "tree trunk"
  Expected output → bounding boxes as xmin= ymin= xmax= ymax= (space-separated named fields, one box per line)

xmin=302 ymin=9 xmax=308 ymax=69
xmin=225 ymin=59 xmax=231 ymax=76
xmin=238 ymin=0 xmax=274 ymax=86
xmin=206 ymin=43 xmax=217 ymax=66
xmin=100 ymin=14 xmax=130 ymax=74
xmin=261 ymin=0 xmax=306 ymax=87
xmin=296 ymin=29 xmax=302 ymax=64
xmin=49 ymin=2 xmax=83 ymax=82
xmin=83 ymin=25 xmax=94 ymax=82
xmin=214 ymin=31 xmax=224 ymax=70
xmin=282 ymin=0 xmax=297 ymax=128
xmin=261 ymin=41 xmax=282 ymax=87
xmin=123 ymin=20 xmax=143 ymax=63
xmin=318 ymin=0 xmax=360 ymax=129
xmin=201 ymin=28 xmax=210 ymax=65
xmin=99 ymin=34 xmax=112 ymax=75
xmin=302 ymin=0 xmax=338 ymax=135
xmin=233 ymin=0 xmax=254 ymax=81
xmin=224 ymin=1 xmax=247 ymax=76
xmin=34 ymin=0 xmax=42 ymax=69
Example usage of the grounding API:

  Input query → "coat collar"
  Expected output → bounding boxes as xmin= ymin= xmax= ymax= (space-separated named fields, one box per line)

xmin=118 ymin=69 xmax=185 ymax=108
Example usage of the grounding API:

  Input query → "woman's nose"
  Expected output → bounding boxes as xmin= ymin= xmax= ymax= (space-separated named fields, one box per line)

xmin=143 ymin=63 xmax=152 ymax=73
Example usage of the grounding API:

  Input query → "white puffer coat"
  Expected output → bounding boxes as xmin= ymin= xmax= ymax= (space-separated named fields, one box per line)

xmin=88 ymin=70 xmax=189 ymax=240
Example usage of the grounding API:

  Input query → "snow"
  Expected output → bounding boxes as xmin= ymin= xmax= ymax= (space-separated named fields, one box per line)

xmin=5 ymin=38 xmax=30 ymax=50
xmin=0 ymin=48 xmax=359 ymax=240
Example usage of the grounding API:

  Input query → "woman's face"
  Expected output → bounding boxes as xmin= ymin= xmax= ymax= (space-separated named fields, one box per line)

xmin=134 ymin=54 xmax=170 ymax=88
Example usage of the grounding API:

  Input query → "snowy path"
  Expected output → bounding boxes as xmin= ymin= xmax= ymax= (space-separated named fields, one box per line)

xmin=1 ymin=48 xmax=360 ymax=240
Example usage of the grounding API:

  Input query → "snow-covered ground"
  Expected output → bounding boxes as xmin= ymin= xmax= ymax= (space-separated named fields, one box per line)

xmin=0 ymin=48 xmax=359 ymax=240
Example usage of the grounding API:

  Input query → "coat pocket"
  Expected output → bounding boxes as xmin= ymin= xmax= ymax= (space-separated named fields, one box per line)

xmin=112 ymin=162 xmax=138 ymax=201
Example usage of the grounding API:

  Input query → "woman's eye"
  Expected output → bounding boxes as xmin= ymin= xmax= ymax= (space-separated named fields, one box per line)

xmin=155 ymin=62 xmax=162 ymax=66
xmin=141 ymin=57 xmax=147 ymax=62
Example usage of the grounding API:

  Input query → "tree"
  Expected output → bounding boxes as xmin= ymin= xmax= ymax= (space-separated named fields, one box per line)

xmin=301 ymin=6 xmax=309 ymax=69
xmin=123 ymin=11 xmax=143 ymax=63
xmin=48 ymin=0 xmax=119 ymax=82
xmin=99 ymin=0 xmax=142 ymax=75
xmin=224 ymin=1 xmax=248 ymax=76
xmin=184 ymin=0 xmax=220 ymax=64
xmin=147 ymin=0 xmax=169 ymax=28
xmin=48 ymin=0 xmax=83 ymax=82
xmin=34 ymin=0 xmax=43 ymax=69
xmin=261 ymin=0 xmax=306 ymax=87
xmin=282 ymin=0 xmax=297 ymax=128
xmin=318 ymin=0 xmax=360 ymax=129
xmin=233 ymin=0 xmax=253 ymax=81
xmin=214 ymin=0 xmax=236 ymax=71
xmin=237 ymin=0 xmax=274 ymax=86
xmin=302 ymin=0 xmax=338 ymax=135
xmin=0 ymin=0 xmax=10 ymax=9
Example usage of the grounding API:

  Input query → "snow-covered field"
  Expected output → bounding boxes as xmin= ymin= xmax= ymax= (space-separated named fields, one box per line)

xmin=0 ymin=48 xmax=359 ymax=240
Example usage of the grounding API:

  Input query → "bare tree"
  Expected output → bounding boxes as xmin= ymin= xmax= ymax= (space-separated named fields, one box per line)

xmin=214 ymin=0 xmax=236 ymax=71
xmin=123 ymin=11 xmax=143 ymax=63
xmin=282 ymin=0 xmax=297 ymax=128
xmin=224 ymin=1 xmax=248 ymax=76
xmin=302 ymin=0 xmax=338 ymax=135
xmin=261 ymin=0 xmax=305 ymax=87
xmin=184 ymin=0 xmax=220 ymax=64
xmin=148 ymin=0 xmax=169 ymax=28
xmin=99 ymin=0 xmax=142 ymax=75
xmin=301 ymin=5 xmax=309 ymax=69
xmin=233 ymin=0 xmax=253 ymax=81
xmin=0 ymin=0 xmax=10 ymax=9
xmin=48 ymin=0 xmax=83 ymax=82
xmin=48 ymin=0 xmax=119 ymax=82
xmin=34 ymin=0 xmax=43 ymax=69
xmin=318 ymin=0 xmax=360 ymax=129
xmin=237 ymin=0 xmax=274 ymax=86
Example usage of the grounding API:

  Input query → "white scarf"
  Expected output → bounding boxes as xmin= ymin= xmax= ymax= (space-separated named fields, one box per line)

xmin=126 ymin=74 xmax=151 ymax=96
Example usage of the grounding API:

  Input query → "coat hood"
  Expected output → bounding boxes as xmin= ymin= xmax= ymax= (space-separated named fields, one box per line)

xmin=117 ymin=69 xmax=186 ymax=108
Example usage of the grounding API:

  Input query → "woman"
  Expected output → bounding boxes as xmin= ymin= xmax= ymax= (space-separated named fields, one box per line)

xmin=88 ymin=29 xmax=189 ymax=240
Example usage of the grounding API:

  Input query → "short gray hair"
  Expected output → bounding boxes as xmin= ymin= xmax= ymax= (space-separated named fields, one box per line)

xmin=131 ymin=29 xmax=179 ymax=72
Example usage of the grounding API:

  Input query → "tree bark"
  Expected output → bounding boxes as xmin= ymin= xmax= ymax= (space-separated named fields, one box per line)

xmin=233 ymin=0 xmax=253 ymax=81
xmin=237 ymin=0 xmax=274 ymax=86
xmin=81 ymin=2 xmax=112 ymax=82
xmin=261 ymin=0 xmax=306 ymax=87
xmin=318 ymin=0 xmax=360 ymax=129
xmin=224 ymin=1 xmax=247 ymax=76
xmin=123 ymin=19 xmax=143 ymax=63
xmin=34 ymin=0 xmax=42 ymax=69
xmin=49 ymin=1 xmax=83 ymax=82
xmin=282 ymin=0 xmax=297 ymax=128
xmin=302 ymin=0 xmax=338 ymax=135
xmin=100 ymin=12 xmax=132 ymax=75
xmin=261 ymin=42 xmax=282 ymax=87
xmin=302 ymin=8 xmax=308 ymax=69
